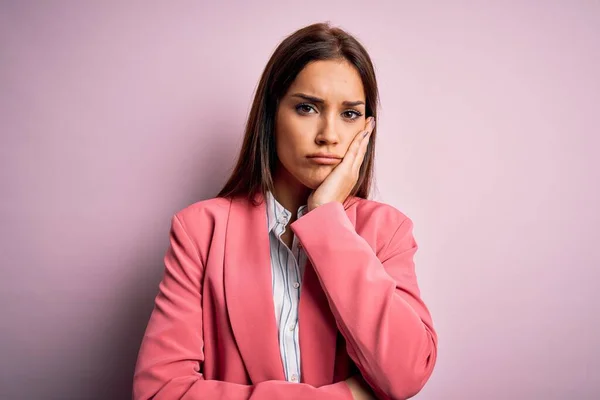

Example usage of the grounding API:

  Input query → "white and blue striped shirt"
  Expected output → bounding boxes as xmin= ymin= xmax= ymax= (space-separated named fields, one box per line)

xmin=265 ymin=190 xmax=309 ymax=383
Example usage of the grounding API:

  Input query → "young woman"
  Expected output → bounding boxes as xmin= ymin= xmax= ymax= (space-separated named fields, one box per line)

xmin=133 ymin=22 xmax=437 ymax=400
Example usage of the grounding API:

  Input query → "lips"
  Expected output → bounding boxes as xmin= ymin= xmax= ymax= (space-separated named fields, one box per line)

xmin=307 ymin=156 xmax=341 ymax=165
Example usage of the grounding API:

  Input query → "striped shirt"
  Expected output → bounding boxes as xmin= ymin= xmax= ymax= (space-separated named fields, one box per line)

xmin=265 ymin=190 xmax=309 ymax=383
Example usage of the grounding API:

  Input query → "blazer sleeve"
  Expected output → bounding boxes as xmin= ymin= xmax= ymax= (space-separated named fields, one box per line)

xmin=290 ymin=201 xmax=438 ymax=400
xmin=133 ymin=214 xmax=353 ymax=400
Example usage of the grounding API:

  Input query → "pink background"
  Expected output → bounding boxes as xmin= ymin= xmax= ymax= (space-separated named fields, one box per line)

xmin=1 ymin=1 xmax=599 ymax=399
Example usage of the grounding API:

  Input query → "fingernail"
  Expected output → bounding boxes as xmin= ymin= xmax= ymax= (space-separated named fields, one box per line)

xmin=363 ymin=130 xmax=369 ymax=137
xmin=370 ymin=118 xmax=376 ymax=130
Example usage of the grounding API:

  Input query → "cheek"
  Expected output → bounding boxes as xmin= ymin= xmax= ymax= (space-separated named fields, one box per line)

xmin=276 ymin=133 xmax=304 ymax=171
xmin=276 ymin=115 xmax=308 ymax=160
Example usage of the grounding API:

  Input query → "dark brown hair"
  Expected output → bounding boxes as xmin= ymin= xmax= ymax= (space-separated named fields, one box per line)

xmin=217 ymin=22 xmax=379 ymax=205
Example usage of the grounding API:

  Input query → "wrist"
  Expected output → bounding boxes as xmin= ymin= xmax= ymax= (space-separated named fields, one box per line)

xmin=307 ymin=203 xmax=322 ymax=212
xmin=307 ymin=200 xmax=342 ymax=212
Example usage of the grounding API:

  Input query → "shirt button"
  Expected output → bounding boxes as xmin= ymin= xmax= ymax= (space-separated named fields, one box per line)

xmin=293 ymin=282 xmax=300 ymax=289
xmin=291 ymin=374 xmax=298 ymax=382
xmin=289 ymin=324 xmax=295 ymax=331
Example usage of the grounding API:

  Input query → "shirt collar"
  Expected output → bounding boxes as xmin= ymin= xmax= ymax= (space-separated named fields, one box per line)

xmin=265 ymin=190 xmax=308 ymax=233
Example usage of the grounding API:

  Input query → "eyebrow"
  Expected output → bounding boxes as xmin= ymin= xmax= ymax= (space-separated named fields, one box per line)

xmin=290 ymin=93 xmax=365 ymax=107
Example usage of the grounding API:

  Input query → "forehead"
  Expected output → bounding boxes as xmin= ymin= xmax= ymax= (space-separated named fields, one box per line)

xmin=286 ymin=59 xmax=365 ymax=102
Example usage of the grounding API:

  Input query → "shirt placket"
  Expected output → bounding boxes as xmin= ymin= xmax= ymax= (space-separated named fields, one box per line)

xmin=276 ymin=213 xmax=302 ymax=382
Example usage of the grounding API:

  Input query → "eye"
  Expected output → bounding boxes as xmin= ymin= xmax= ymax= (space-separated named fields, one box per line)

xmin=342 ymin=110 xmax=363 ymax=120
xmin=296 ymin=103 xmax=316 ymax=114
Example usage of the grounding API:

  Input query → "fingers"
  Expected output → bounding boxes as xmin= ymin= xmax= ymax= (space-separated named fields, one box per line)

xmin=347 ymin=117 xmax=374 ymax=157
xmin=358 ymin=117 xmax=375 ymax=143
xmin=351 ymin=117 xmax=375 ymax=171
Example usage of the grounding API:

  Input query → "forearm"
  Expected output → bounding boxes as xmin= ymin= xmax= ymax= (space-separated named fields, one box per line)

xmin=291 ymin=202 xmax=437 ymax=399
xmin=137 ymin=376 xmax=352 ymax=400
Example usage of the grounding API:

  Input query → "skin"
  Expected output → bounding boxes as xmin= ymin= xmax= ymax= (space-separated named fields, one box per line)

xmin=272 ymin=59 xmax=377 ymax=400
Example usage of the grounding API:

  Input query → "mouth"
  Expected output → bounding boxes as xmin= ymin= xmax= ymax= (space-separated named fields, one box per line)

xmin=306 ymin=156 xmax=341 ymax=165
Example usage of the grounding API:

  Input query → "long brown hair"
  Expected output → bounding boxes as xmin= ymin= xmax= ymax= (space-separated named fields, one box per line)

xmin=217 ymin=22 xmax=379 ymax=205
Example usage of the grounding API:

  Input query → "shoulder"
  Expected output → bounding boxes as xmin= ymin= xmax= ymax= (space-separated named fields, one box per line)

xmin=166 ymin=197 xmax=232 ymax=261
xmin=349 ymin=197 xmax=417 ymax=256
xmin=349 ymin=197 xmax=416 ymax=252
xmin=351 ymin=197 xmax=412 ymax=229
xmin=173 ymin=196 xmax=231 ymax=230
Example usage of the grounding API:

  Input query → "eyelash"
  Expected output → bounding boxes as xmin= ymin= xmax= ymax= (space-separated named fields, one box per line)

xmin=295 ymin=103 xmax=363 ymax=120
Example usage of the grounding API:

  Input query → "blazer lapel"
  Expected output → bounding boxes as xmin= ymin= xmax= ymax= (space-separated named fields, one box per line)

xmin=223 ymin=192 xmax=359 ymax=385
xmin=223 ymin=192 xmax=286 ymax=383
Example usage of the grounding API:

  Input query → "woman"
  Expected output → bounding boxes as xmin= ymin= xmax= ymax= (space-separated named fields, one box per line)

xmin=133 ymin=22 xmax=437 ymax=400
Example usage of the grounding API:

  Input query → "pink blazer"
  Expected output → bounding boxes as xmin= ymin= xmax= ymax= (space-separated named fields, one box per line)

xmin=133 ymin=192 xmax=437 ymax=400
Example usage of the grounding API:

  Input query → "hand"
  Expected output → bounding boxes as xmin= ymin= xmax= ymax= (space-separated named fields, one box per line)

xmin=345 ymin=374 xmax=377 ymax=400
xmin=307 ymin=117 xmax=375 ymax=212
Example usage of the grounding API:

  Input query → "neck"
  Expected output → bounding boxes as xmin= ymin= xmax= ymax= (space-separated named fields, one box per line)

xmin=272 ymin=166 xmax=311 ymax=217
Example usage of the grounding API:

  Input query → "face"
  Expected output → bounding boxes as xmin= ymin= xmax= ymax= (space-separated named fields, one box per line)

xmin=274 ymin=59 xmax=366 ymax=190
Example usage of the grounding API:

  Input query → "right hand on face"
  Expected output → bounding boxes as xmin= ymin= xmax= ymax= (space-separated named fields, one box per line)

xmin=306 ymin=117 xmax=375 ymax=212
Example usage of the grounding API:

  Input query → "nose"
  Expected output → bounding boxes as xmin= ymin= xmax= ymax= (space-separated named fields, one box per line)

xmin=315 ymin=113 xmax=340 ymax=145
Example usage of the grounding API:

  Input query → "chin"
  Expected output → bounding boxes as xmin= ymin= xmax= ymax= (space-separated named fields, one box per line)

xmin=298 ymin=174 xmax=328 ymax=190
xmin=285 ymin=165 xmax=331 ymax=190
xmin=302 ymin=180 xmax=321 ymax=190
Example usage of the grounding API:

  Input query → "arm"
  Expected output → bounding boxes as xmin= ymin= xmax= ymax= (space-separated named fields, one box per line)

xmin=133 ymin=214 xmax=353 ymax=400
xmin=291 ymin=202 xmax=438 ymax=400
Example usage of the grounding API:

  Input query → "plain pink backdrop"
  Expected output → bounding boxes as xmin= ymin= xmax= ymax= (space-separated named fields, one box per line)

xmin=1 ymin=1 xmax=599 ymax=399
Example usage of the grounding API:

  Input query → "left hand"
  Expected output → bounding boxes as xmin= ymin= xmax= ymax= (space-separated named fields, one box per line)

xmin=307 ymin=117 xmax=375 ymax=212
xmin=345 ymin=374 xmax=378 ymax=400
